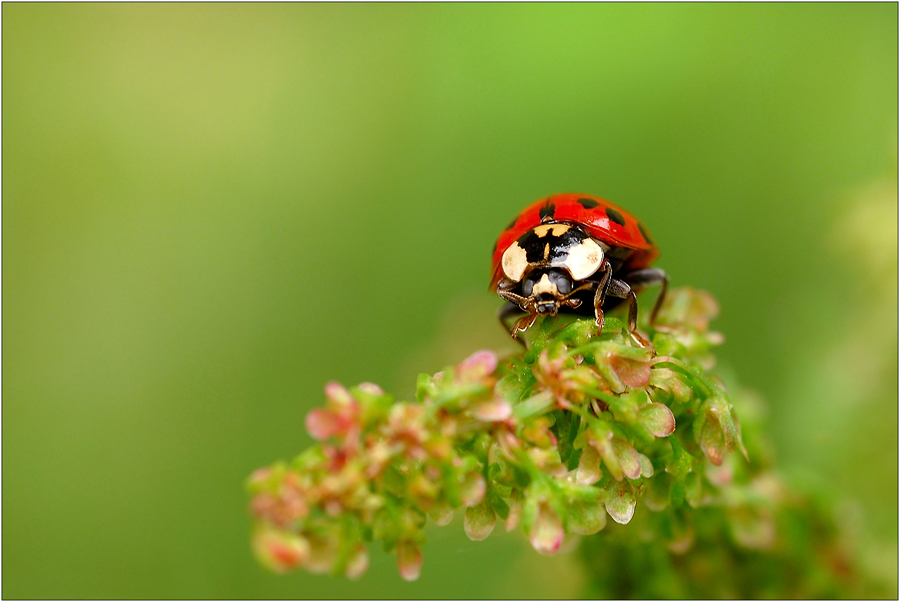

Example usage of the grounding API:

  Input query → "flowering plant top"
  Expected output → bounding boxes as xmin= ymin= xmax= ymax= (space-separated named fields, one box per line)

xmin=246 ymin=287 xmax=745 ymax=581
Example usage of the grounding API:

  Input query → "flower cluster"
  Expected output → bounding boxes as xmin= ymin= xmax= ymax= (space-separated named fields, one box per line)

xmin=246 ymin=287 xmax=745 ymax=581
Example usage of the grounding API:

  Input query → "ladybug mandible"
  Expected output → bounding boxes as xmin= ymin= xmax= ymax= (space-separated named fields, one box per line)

xmin=490 ymin=193 xmax=668 ymax=347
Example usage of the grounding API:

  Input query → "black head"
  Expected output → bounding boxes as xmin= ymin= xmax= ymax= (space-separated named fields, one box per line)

xmin=521 ymin=268 xmax=573 ymax=316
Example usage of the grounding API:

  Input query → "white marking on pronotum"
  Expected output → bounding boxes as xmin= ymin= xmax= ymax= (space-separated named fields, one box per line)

xmin=501 ymin=242 xmax=528 ymax=282
xmin=558 ymin=239 xmax=604 ymax=280
xmin=533 ymin=224 xmax=570 ymax=238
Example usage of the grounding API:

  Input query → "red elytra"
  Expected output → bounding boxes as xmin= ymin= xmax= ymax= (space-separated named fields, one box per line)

xmin=490 ymin=193 xmax=658 ymax=289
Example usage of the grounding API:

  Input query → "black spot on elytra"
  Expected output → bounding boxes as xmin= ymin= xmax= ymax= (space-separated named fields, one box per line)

xmin=637 ymin=222 xmax=654 ymax=245
xmin=539 ymin=204 xmax=556 ymax=222
xmin=506 ymin=216 xmax=518 ymax=230
xmin=576 ymin=197 xmax=599 ymax=209
xmin=606 ymin=207 xmax=626 ymax=227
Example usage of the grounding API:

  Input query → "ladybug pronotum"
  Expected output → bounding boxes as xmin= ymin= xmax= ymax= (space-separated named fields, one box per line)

xmin=490 ymin=193 xmax=668 ymax=347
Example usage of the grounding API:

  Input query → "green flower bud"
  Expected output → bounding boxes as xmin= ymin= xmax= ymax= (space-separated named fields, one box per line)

xmin=569 ymin=500 xmax=607 ymax=535
xmin=464 ymin=499 xmax=497 ymax=541
xmin=427 ymin=504 xmax=454 ymax=526
xmin=605 ymin=482 xmax=636 ymax=525
xmin=639 ymin=402 xmax=676 ymax=438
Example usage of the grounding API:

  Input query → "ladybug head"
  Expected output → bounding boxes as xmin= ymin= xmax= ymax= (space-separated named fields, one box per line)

xmin=499 ymin=223 xmax=606 ymax=317
xmin=521 ymin=268 xmax=575 ymax=315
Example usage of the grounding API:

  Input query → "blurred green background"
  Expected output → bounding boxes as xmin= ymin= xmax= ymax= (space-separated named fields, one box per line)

xmin=4 ymin=3 xmax=897 ymax=598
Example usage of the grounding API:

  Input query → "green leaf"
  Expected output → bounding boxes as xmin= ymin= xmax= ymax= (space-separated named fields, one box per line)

xmin=488 ymin=491 xmax=511 ymax=521
xmin=513 ymin=391 xmax=555 ymax=420
xmin=415 ymin=373 xmax=436 ymax=403
xmin=553 ymin=409 xmax=582 ymax=468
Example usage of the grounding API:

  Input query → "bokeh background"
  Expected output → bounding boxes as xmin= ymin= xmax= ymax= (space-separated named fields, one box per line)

xmin=4 ymin=3 xmax=897 ymax=598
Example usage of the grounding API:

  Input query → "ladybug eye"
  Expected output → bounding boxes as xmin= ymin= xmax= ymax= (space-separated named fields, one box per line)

xmin=549 ymin=271 xmax=572 ymax=295
xmin=522 ymin=277 xmax=535 ymax=296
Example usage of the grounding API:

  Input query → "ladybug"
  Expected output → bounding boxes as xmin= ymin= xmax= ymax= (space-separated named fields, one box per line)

xmin=490 ymin=193 xmax=668 ymax=347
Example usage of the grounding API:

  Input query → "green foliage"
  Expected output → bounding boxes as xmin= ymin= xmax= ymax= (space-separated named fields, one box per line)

xmin=246 ymin=286 xmax=892 ymax=596
xmin=579 ymin=485 xmax=872 ymax=598
xmin=249 ymin=287 xmax=829 ymax=591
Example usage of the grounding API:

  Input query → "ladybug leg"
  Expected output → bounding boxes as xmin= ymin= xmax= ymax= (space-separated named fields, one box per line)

xmin=559 ymin=281 xmax=594 ymax=309
xmin=511 ymin=313 xmax=538 ymax=339
xmin=496 ymin=280 xmax=537 ymax=341
xmin=497 ymin=287 xmax=534 ymax=318
xmin=606 ymin=278 xmax=652 ymax=349
xmin=497 ymin=302 xmax=528 ymax=344
xmin=591 ymin=262 xmax=613 ymax=336
xmin=498 ymin=304 xmax=536 ymax=341
xmin=623 ymin=268 xmax=669 ymax=329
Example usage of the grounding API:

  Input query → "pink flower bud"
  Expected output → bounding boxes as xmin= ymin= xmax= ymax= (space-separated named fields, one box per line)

xmin=505 ymin=495 xmax=522 ymax=532
xmin=460 ymin=472 xmax=486 ymax=507
xmin=356 ymin=382 xmax=384 ymax=396
xmin=247 ymin=467 xmax=273 ymax=487
xmin=609 ymin=353 xmax=651 ymax=388
xmin=365 ymin=440 xmax=401 ymax=477
xmin=396 ymin=541 xmax=423 ymax=582
xmin=344 ymin=544 xmax=369 ymax=580
xmin=324 ymin=381 xmax=354 ymax=405
xmin=588 ymin=429 xmax=624 ymax=482
xmin=639 ymin=402 xmax=676 ymax=437
xmin=575 ymin=446 xmax=602 ymax=485
xmin=707 ymin=460 xmax=733 ymax=486
xmin=528 ymin=503 xmax=564 ymax=556
xmin=612 ymin=438 xmax=642 ymax=480
xmin=305 ymin=408 xmax=342 ymax=441
xmin=464 ymin=499 xmax=496 ymax=541
xmin=638 ymin=453 xmax=654 ymax=478
xmin=700 ymin=415 xmax=726 ymax=466
xmin=250 ymin=493 xmax=277 ymax=520
xmin=649 ymin=368 xmax=693 ymax=402
xmin=499 ymin=429 xmax=522 ymax=452
xmin=456 ymin=350 xmax=498 ymax=382
xmin=252 ymin=528 xmax=310 ymax=573
xmin=472 ymin=399 xmax=512 ymax=422
xmin=697 ymin=397 xmax=747 ymax=464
